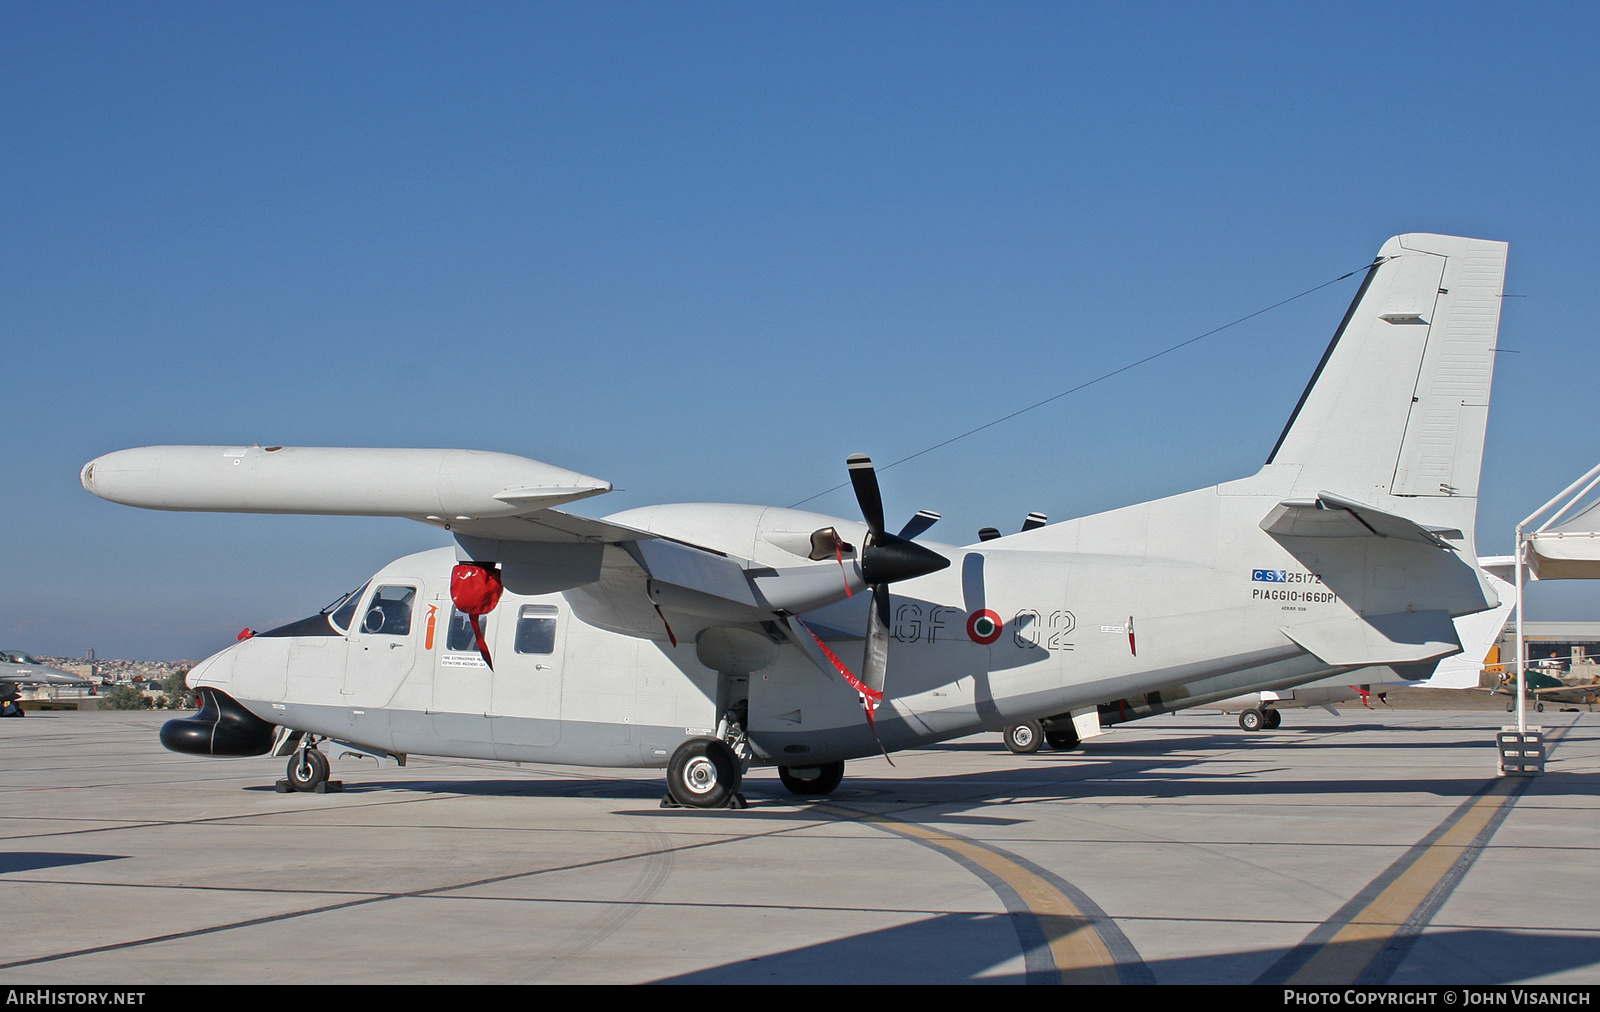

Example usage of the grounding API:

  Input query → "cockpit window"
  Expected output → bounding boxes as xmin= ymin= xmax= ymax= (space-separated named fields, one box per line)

xmin=360 ymin=585 xmax=415 ymax=636
xmin=326 ymin=582 xmax=370 ymax=633
xmin=0 ymin=651 xmax=37 ymax=664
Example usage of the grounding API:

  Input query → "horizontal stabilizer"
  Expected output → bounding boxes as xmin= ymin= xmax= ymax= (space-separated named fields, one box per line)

xmin=1260 ymin=491 xmax=1459 ymax=548
xmin=1283 ymin=610 xmax=1461 ymax=667
xmin=82 ymin=446 xmax=610 ymax=518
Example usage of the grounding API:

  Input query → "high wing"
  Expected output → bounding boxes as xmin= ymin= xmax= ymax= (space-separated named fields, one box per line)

xmin=79 ymin=444 xmax=944 ymax=664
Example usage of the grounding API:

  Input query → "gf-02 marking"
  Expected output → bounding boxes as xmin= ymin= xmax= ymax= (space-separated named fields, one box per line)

xmin=893 ymin=604 xmax=1077 ymax=650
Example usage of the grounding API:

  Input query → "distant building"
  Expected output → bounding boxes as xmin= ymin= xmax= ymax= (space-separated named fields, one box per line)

xmin=1496 ymin=621 xmax=1600 ymax=676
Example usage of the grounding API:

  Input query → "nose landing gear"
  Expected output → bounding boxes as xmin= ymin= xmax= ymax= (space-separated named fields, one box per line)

xmin=275 ymin=737 xmax=342 ymax=793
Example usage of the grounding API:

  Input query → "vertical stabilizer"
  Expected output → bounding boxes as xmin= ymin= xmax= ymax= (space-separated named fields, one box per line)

xmin=1267 ymin=234 xmax=1507 ymax=535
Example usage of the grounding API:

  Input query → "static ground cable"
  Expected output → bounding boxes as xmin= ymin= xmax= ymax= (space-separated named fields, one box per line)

xmin=791 ymin=257 xmax=1383 ymax=509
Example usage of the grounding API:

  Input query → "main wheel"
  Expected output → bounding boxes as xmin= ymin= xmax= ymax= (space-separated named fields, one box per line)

xmin=778 ymin=761 xmax=845 ymax=796
xmin=666 ymin=738 xmax=741 ymax=808
xmin=1239 ymin=708 xmax=1265 ymax=732
xmin=287 ymin=748 xmax=329 ymax=792
xmin=1263 ymin=709 xmax=1282 ymax=729
xmin=1044 ymin=728 xmax=1080 ymax=751
xmin=1004 ymin=721 xmax=1044 ymax=754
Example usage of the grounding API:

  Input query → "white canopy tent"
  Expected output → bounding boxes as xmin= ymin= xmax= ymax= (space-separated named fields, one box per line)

xmin=1514 ymin=461 xmax=1600 ymax=735
xmin=1527 ymin=495 xmax=1600 ymax=580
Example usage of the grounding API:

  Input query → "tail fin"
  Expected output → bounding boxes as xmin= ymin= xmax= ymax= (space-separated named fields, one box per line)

xmin=1267 ymin=234 xmax=1508 ymax=538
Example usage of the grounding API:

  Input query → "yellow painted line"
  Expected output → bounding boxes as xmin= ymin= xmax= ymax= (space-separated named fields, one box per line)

xmin=1288 ymin=778 xmax=1517 ymax=984
xmin=831 ymin=808 xmax=1118 ymax=984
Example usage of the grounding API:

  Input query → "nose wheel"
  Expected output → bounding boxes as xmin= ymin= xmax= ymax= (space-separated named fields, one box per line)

xmin=276 ymin=743 xmax=341 ymax=793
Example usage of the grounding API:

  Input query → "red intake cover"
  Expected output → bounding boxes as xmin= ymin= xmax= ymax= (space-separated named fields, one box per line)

xmin=451 ymin=563 xmax=503 ymax=615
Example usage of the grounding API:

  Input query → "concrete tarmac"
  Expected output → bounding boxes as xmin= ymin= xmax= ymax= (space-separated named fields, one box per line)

xmin=1 ymin=708 xmax=1595 ymax=985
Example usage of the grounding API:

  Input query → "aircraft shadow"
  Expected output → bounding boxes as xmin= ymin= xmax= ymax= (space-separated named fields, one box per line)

xmin=649 ymin=921 xmax=1598 ymax=985
xmin=648 ymin=911 xmax=1048 ymax=984
xmin=0 ymin=852 xmax=125 ymax=874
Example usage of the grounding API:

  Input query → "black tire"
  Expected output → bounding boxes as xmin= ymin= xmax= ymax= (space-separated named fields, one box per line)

xmin=778 ymin=761 xmax=845 ymax=796
xmin=287 ymin=748 xmax=330 ymax=792
xmin=666 ymin=738 xmax=741 ymax=808
xmin=1537 ymin=701 xmax=1545 ymax=713
xmin=1044 ymin=728 xmax=1079 ymax=751
xmin=1263 ymin=709 xmax=1282 ymax=729
xmin=1239 ymin=709 xmax=1265 ymax=732
xmin=1004 ymin=721 xmax=1044 ymax=754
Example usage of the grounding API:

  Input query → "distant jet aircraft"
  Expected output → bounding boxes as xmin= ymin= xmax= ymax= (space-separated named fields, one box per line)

xmin=83 ymin=234 xmax=1510 ymax=807
xmin=0 ymin=651 xmax=94 ymax=689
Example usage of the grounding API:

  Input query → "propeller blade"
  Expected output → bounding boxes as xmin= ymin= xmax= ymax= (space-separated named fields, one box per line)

xmin=847 ymin=454 xmax=886 ymax=538
xmin=896 ymin=509 xmax=941 ymax=540
xmin=862 ymin=583 xmax=891 ymax=696
xmin=977 ymin=527 xmax=1001 ymax=542
xmin=1021 ymin=511 xmax=1048 ymax=532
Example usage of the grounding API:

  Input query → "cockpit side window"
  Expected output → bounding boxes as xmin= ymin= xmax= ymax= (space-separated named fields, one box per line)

xmin=327 ymin=581 xmax=371 ymax=633
xmin=360 ymin=585 xmax=416 ymax=636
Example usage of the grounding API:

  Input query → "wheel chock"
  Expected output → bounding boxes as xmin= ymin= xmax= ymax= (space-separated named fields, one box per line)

xmin=659 ymin=790 xmax=747 ymax=810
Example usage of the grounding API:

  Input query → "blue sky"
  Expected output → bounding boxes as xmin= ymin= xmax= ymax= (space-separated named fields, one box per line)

xmin=5 ymin=2 xmax=1598 ymax=659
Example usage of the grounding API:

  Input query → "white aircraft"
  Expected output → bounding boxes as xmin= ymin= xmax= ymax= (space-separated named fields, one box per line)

xmin=82 ymin=233 xmax=1509 ymax=807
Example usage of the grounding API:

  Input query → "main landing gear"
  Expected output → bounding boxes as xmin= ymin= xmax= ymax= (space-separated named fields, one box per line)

xmin=664 ymin=737 xmax=745 ymax=809
xmin=1005 ymin=720 xmax=1043 ymax=754
xmin=662 ymin=706 xmax=752 ymax=809
xmin=778 ymin=761 xmax=845 ymax=796
xmin=276 ymin=736 xmax=341 ymax=793
xmin=661 ymin=705 xmax=850 ymax=808
xmin=1238 ymin=708 xmax=1282 ymax=731
xmin=1003 ymin=719 xmax=1081 ymax=754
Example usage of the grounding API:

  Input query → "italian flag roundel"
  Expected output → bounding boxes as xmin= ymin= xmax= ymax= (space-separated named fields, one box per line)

xmin=967 ymin=609 xmax=1003 ymax=645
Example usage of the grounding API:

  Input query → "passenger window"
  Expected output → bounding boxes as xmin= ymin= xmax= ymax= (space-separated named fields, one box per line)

xmin=514 ymin=605 xmax=558 ymax=655
xmin=361 ymin=586 xmax=416 ymax=636
xmin=446 ymin=608 xmax=489 ymax=651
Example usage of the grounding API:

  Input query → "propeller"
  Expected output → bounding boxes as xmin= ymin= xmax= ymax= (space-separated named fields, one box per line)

xmin=842 ymin=454 xmax=951 ymax=753
xmin=980 ymin=511 xmax=1048 ymax=542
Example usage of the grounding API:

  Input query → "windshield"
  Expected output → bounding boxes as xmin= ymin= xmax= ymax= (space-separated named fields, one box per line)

xmin=324 ymin=582 xmax=370 ymax=633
